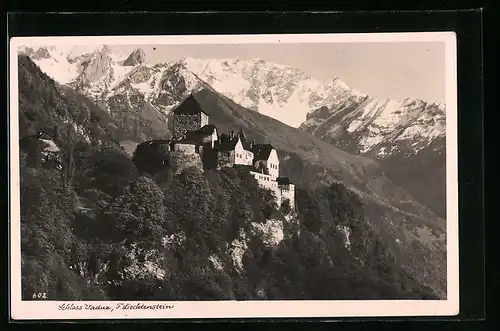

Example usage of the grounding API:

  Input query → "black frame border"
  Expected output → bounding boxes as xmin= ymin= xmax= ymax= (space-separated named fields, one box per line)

xmin=5 ymin=10 xmax=485 ymax=324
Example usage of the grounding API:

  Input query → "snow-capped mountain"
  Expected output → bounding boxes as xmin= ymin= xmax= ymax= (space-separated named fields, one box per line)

xmin=300 ymin=90 xmax=447 ymax=218
xmin=18 ymin=45 xmax=372 ymax=128
xmin=17 ymin=44 xmax=447 ymax=160
xmin=301 ymin=95 xmax=446 ymax=156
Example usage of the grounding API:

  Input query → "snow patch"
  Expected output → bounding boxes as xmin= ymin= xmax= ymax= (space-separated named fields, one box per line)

xmin=347 ymin=119 xmax=363 ymax=133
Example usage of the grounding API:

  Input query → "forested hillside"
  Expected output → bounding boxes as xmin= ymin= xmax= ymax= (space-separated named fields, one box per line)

xmin=20 ymin=150 xmax=437 ymax=300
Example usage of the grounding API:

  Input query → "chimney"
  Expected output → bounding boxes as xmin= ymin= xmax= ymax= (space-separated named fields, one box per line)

xmin=229 ymin=129 xmax=234 ymax=140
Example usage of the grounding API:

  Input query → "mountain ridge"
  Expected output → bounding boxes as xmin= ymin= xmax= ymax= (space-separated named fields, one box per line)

xmin=18 ymin=44 xmax=445 ymax=130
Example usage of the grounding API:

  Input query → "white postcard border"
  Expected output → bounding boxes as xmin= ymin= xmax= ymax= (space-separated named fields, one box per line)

xmin=9 ymin=32 xmax=459 ymax=320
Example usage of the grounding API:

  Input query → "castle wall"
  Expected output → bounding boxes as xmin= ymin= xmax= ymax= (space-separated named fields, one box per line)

xmin=173 ymin=143 xmax=196 ymax=154
xmin=172 ymin=113 xmax=202 ymax=140
xmin=200 ymin=113 xmax=209 ymax=127
xmin=267 ymin=149 xmax=280 ymax=179
xmin=234 ymin=140 xmax=253 ymax=166
xmin=250 ymin=171 xmax=295 ymax=210
xmin=279 ymin=184 xmax=295 ymax=209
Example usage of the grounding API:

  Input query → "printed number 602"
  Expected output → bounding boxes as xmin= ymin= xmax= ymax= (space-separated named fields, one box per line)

xmin=32 ymin=293 xmax=47 ymax=299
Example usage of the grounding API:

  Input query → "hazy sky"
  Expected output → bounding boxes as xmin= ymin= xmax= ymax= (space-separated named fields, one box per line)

xmin=108 ymin=42 xmax=445 ymax=103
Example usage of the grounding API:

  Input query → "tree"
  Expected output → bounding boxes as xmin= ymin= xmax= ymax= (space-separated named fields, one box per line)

xmin=99 ymin=176 xmax=166 ymax=247
xmin=61 ymin=124 xmax=77 ymax=190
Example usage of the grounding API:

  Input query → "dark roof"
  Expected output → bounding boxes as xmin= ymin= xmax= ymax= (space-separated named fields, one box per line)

xmin=214 ymin=138 xmax=238 ymax=152
xmin=234 ymin=129 xmax=254 ymax=151
xmin=219 ymin=133 xmax=231 ymax=142
xmin=233 ymin=164 xmax=259 ymax=173
xmin=185 ymin=130 xmax=208 ymax=143
xmin=241 ymin=140 xmax=253 ymax=152
xmin=172 ymin=94 xmax=208 ymax=116
xmin=199 ymin=124 xmax=217 ymax=135
xmin=236 ymin=128 xmax=247 ymax=141
xmin=277 ymin=177 xmax=292 ymax=185
xmin=252 ymin=144 xmax=274 ymax=161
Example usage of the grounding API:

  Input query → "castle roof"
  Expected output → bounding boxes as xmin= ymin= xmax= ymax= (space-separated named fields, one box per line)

xmin=172 ymin=94 xmax=209 ymax=116
xmin=185 ymin=130 xmax=208 ymax=143
xmin=236 ymin=128 xmax=247 ymax=141
xmin=214 ymin=137 xmax=239 ymax=152
xmin=199 ymin=124 xmax=217 ymax=135
xmin=277 ymin=177 xmax=292 ymax=185
xmin=241 ymin=140 xmax=253 ymax=152
xmin=252 ymin=143 xmax=274 ymax=161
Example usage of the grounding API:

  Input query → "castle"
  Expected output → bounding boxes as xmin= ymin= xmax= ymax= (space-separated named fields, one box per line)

xmin=140 ymin=94 xmax=295 ymax=209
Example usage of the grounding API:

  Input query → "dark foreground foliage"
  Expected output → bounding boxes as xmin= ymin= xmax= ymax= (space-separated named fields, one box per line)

xmin=19 ymin=139 xmax=438 ymax=301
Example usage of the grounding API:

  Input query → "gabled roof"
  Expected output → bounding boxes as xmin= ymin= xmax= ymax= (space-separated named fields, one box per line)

xmin=172 ymin=94 xmax=209 ymax=116
xmin=252 ymin=144 xmax=274 ymax=161
xmin=241 ymin=140 xmax=253 ymax=152
xmin=234 ymin=129 xmax=254 ymax=151
xmin=215 ymin=137 xmax=239 ymax=152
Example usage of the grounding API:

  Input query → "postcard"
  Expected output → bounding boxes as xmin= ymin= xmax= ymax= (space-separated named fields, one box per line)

xmin=9 ymin=32 xmax=458 ymax=320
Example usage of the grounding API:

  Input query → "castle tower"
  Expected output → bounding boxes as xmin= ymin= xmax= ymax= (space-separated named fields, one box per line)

xmin=171 ymin=94 xmax=210 ymax=140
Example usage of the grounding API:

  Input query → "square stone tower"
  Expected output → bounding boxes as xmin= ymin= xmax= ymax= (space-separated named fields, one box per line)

xmin=172 ymin=94 xmax=210 ymax=140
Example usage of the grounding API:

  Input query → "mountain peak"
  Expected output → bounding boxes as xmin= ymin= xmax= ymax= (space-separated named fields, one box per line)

xmin=123 ymin=48 xmax=146 ymax=66
xmin=31 ymin=47 xmax=52 ymax=60
xmin=98 ymin=44 xmax=112 ymax=54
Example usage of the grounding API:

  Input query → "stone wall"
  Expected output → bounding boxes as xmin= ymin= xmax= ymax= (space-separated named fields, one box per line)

xmin=172 ymin=113 xmax=202 ymax=140
xmin=173 ymin=143 xmax=196 ymax=154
